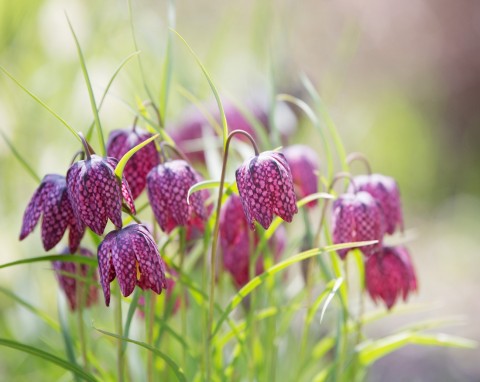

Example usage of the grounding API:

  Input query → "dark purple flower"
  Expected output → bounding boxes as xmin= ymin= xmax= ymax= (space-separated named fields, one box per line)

xmin=350 ymin=174 xmax=403 ymax=234
xmin=220 ymin=194 xmax=286 ymax=287
xmin=98 ymin=224 xmax=167 ymax=306
xmin=146 ymin=160 xmax=208 ymax=233
xmin=106 ymin=127 xmax=159 ymax=199
xmin=52 ymin=247 xmax=98 ymax=311
xmin=283 ymin=145 xmax=319 ymax=208
xmin=331 ymin=192 xmax=384 ymax=259
xmin=19 ymin=174 xmax=85 ymax=252
xmin=66 ymin=155 xmax=135 ymax=236
xmin=365 ymin=246 xmax=417 ymax=309
xmin=235 ymin=151 xmax=298 ymax=230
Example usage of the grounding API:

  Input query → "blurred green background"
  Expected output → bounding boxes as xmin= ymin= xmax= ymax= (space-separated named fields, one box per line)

xmin=1 ymin=0 xmax=479 ymax=380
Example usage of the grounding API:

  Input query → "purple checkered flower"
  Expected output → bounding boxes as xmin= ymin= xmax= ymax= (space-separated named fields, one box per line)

xmin=350 ymin=174 xmax=403 ymax=234
xmin=365 ymin=246 xmax=417 ymax=309
xmin=106 ymin=127 xmax=159 ymax=199
xmin=331 ymin=192 xmax=384 ymax=259
xmin=66 ymin=155 xmax=136 ymax=236
xmin=19 ymin=174 xmax=85 ymax=252
xmin=97 ymin=224 xmax=167 ymax=306
xmin=235 ymin=151 xmax=298 ymax=230
xmin=146 ymin=160 xmax=208 ymax=233
xmin=283 ymin=145 xmax=319 ymax=208
xmin=220 ymin=194 xmax=286 ymax=287
xmin=52 ymin=247 xmax=98 ymax=311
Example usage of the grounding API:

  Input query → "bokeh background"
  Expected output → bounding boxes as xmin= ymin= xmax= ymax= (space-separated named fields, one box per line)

xmin=1 ymin=0 xmax=479 ymax=380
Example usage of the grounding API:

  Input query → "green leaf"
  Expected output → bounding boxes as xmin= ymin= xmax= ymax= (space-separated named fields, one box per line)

xmin=170 ymin=28 xmax=228 ymax=149
xmin=357 ymin=331 xmax=477 ymax=366
xmin=159 ymin=0 xmax=175 ymax=123
xmin=86 ymin=51 xmax=140 ymax=142
xmin=58 ymin=298 xmax=80 ymax=382
xmin=121 ymin=289 xmax=140 ymax=354
xmin=0 ymin=66 xmax=80 ymax=142
xmin=187 ymin=180 xmax=221 ymax=205
xmin=0 ymin=286 xmax=59 ymax=331
xmin=0 ymin=130 xmax=41 ymax=183
xmin=114 ymin=133 xmax=159 ymax=179
xmin=95 ymin=328 xmax=186 ymax=382
xmin=66 ymin=14 xmax=105 ymax=155
xmin=0 ymin=338 xmax=98 ymax=381
xmin=0 ymin=255 xmax=97 ymax=270
xmin=212 ymin=241 xmax=376 ymax=338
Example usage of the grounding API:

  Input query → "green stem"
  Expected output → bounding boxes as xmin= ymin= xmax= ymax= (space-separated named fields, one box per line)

xmin=76 ymin=263 xmax=88 ymax=372
xmin=116 ymin=288 xmax=125 ymax=382
xmin=178 ymin=227 xmax=187 ymax=367
xmin=147 ymin=292 xmax=156 ymax=382
xmin=206 ymin=129 xmax=259 ymax=381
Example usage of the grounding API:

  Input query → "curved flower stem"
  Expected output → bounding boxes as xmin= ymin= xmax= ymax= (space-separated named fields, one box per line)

xmin=78 ymin=132 xmax=95 ymax=161
xmin=313 ymin=171 xmax=357 ymax=248
xmin=143 ymin=100 xmax=163 ymax=128
xmin=70 ymin=150 xmax=85 ymax=165
xmin=131 ymin=115 xmax=139 ymax=133
xmin=206 ymin=129 xmax=260 ymax=380
xmin=346 ymin=152 xmax=372 ymax=175
xmin=160 ymin=142 xmax=191 ymax=163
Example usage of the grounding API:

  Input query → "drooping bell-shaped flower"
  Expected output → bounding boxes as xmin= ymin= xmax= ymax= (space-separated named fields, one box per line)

xmin=146 ymin=160 xmax=208 ymax=233
xmin=52 ymin=247 xmax=98 ymax=311
xmin=67 ymin=155 xmax=135 ymax=236
xmin=350 ymin=174 xmax=403 ymax=234
xmin=20 ymin=174 xmax=85 ymax=252
xmin=97 ymin=224 xmax=167 ymax=306
xmin=236 ymin=151 xmax=298 ymax=230
xmin=106 ymin=127 xmax=159 ymax=199
xmin=220 ymin=194 xmax=286 ymax=287
xmin=365 ymin=246 xmax=417 ymax=309
xmin=331 ymin=191 xmax=384 ymax=259
xmin=283 ymin=145 xmax=319 ymax=208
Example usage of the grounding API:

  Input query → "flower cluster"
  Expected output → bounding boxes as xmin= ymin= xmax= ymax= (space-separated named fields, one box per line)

xmin=331 ymin=172 xmax=417 ymax=309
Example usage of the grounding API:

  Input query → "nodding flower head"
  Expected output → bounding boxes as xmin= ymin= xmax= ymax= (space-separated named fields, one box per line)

xmin=106 ymin=127 xmax=159 ymax=199
xmin=52 ymin=247 xmax=98 ymax=311
xmin=331 ymin=191 xmax=384 ymax=259
xmin=235 ymin=151 xmax=298 ymax=230
xmin=220 ymin=194 xmax=286 ymax=288
xmin=283 ymin=145 xmax=319 ymax=208
xmin=97 ymin=224 xmax=167 ymax=306
xmin=66 ymin=155 xmax=135 ymax=236
xmin=146 ymin=160 xmax=208 ymax=233
xmin=20 ymin=174 xmax=85 ymax=252
xmin=350 ymin=174 xmax=403 ymax=235
xmin=365 ymin=246 xmax=417 ymax=310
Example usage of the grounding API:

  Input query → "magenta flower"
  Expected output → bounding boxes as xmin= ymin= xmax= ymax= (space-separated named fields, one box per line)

xmin=106 ymin=127 xmax=159 ymax=199
xmin=283 ymin=145 xmax=319 ymax=208
xmin=220 ymin=194 xmax=286 ymax=287
xmin=52 ymin=247 xmax=98 ymax=311
xmin=365 ymin=246 xmax=417 ymax=309
xmin=331 ymin=192 xmax=384 ymax=259
xmin=66 ymin=155 xmax=135 ymax=236
xmin=97 ymin=224 xmax=167 ymax=306
xmin=235 ymin=151 xmax=298 ymax=230
xmin=146 ymin=160 xmax=208 ymax=233
xmin=350 ymin=174 xmax=403 ymax=234
xmin=19 ymin=174 xmax=85 ymax=252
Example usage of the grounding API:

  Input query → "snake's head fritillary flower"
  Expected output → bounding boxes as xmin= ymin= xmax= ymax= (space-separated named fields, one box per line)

xmin=146 ymin=160 xmax=208 ymax=233
xmin=283 ymin=145 xmax=319 ymax=208
xmin=220 ymin=194 xmax=286 ymax=287
xmin=350 ymin=174 xmax=403 ymax=235
xmin=331 ymin=192 xmax=384 ymax=259
xmin=106 ymin=127 xmax=159 ymax=199
xmin=52 ymin=247 xmax=98 ymax=311
xmin=66 ymin=155 xmax=135 ymax=236
xmin=236 ymin=151 xmax=298 ymax=230
xmin=19 ymin=174 xmax=85 ymax=252
xmin=98 ymin=224 xmax=167 ymax=306
xmin=365 ymin=246 xmax=417 ymax=309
